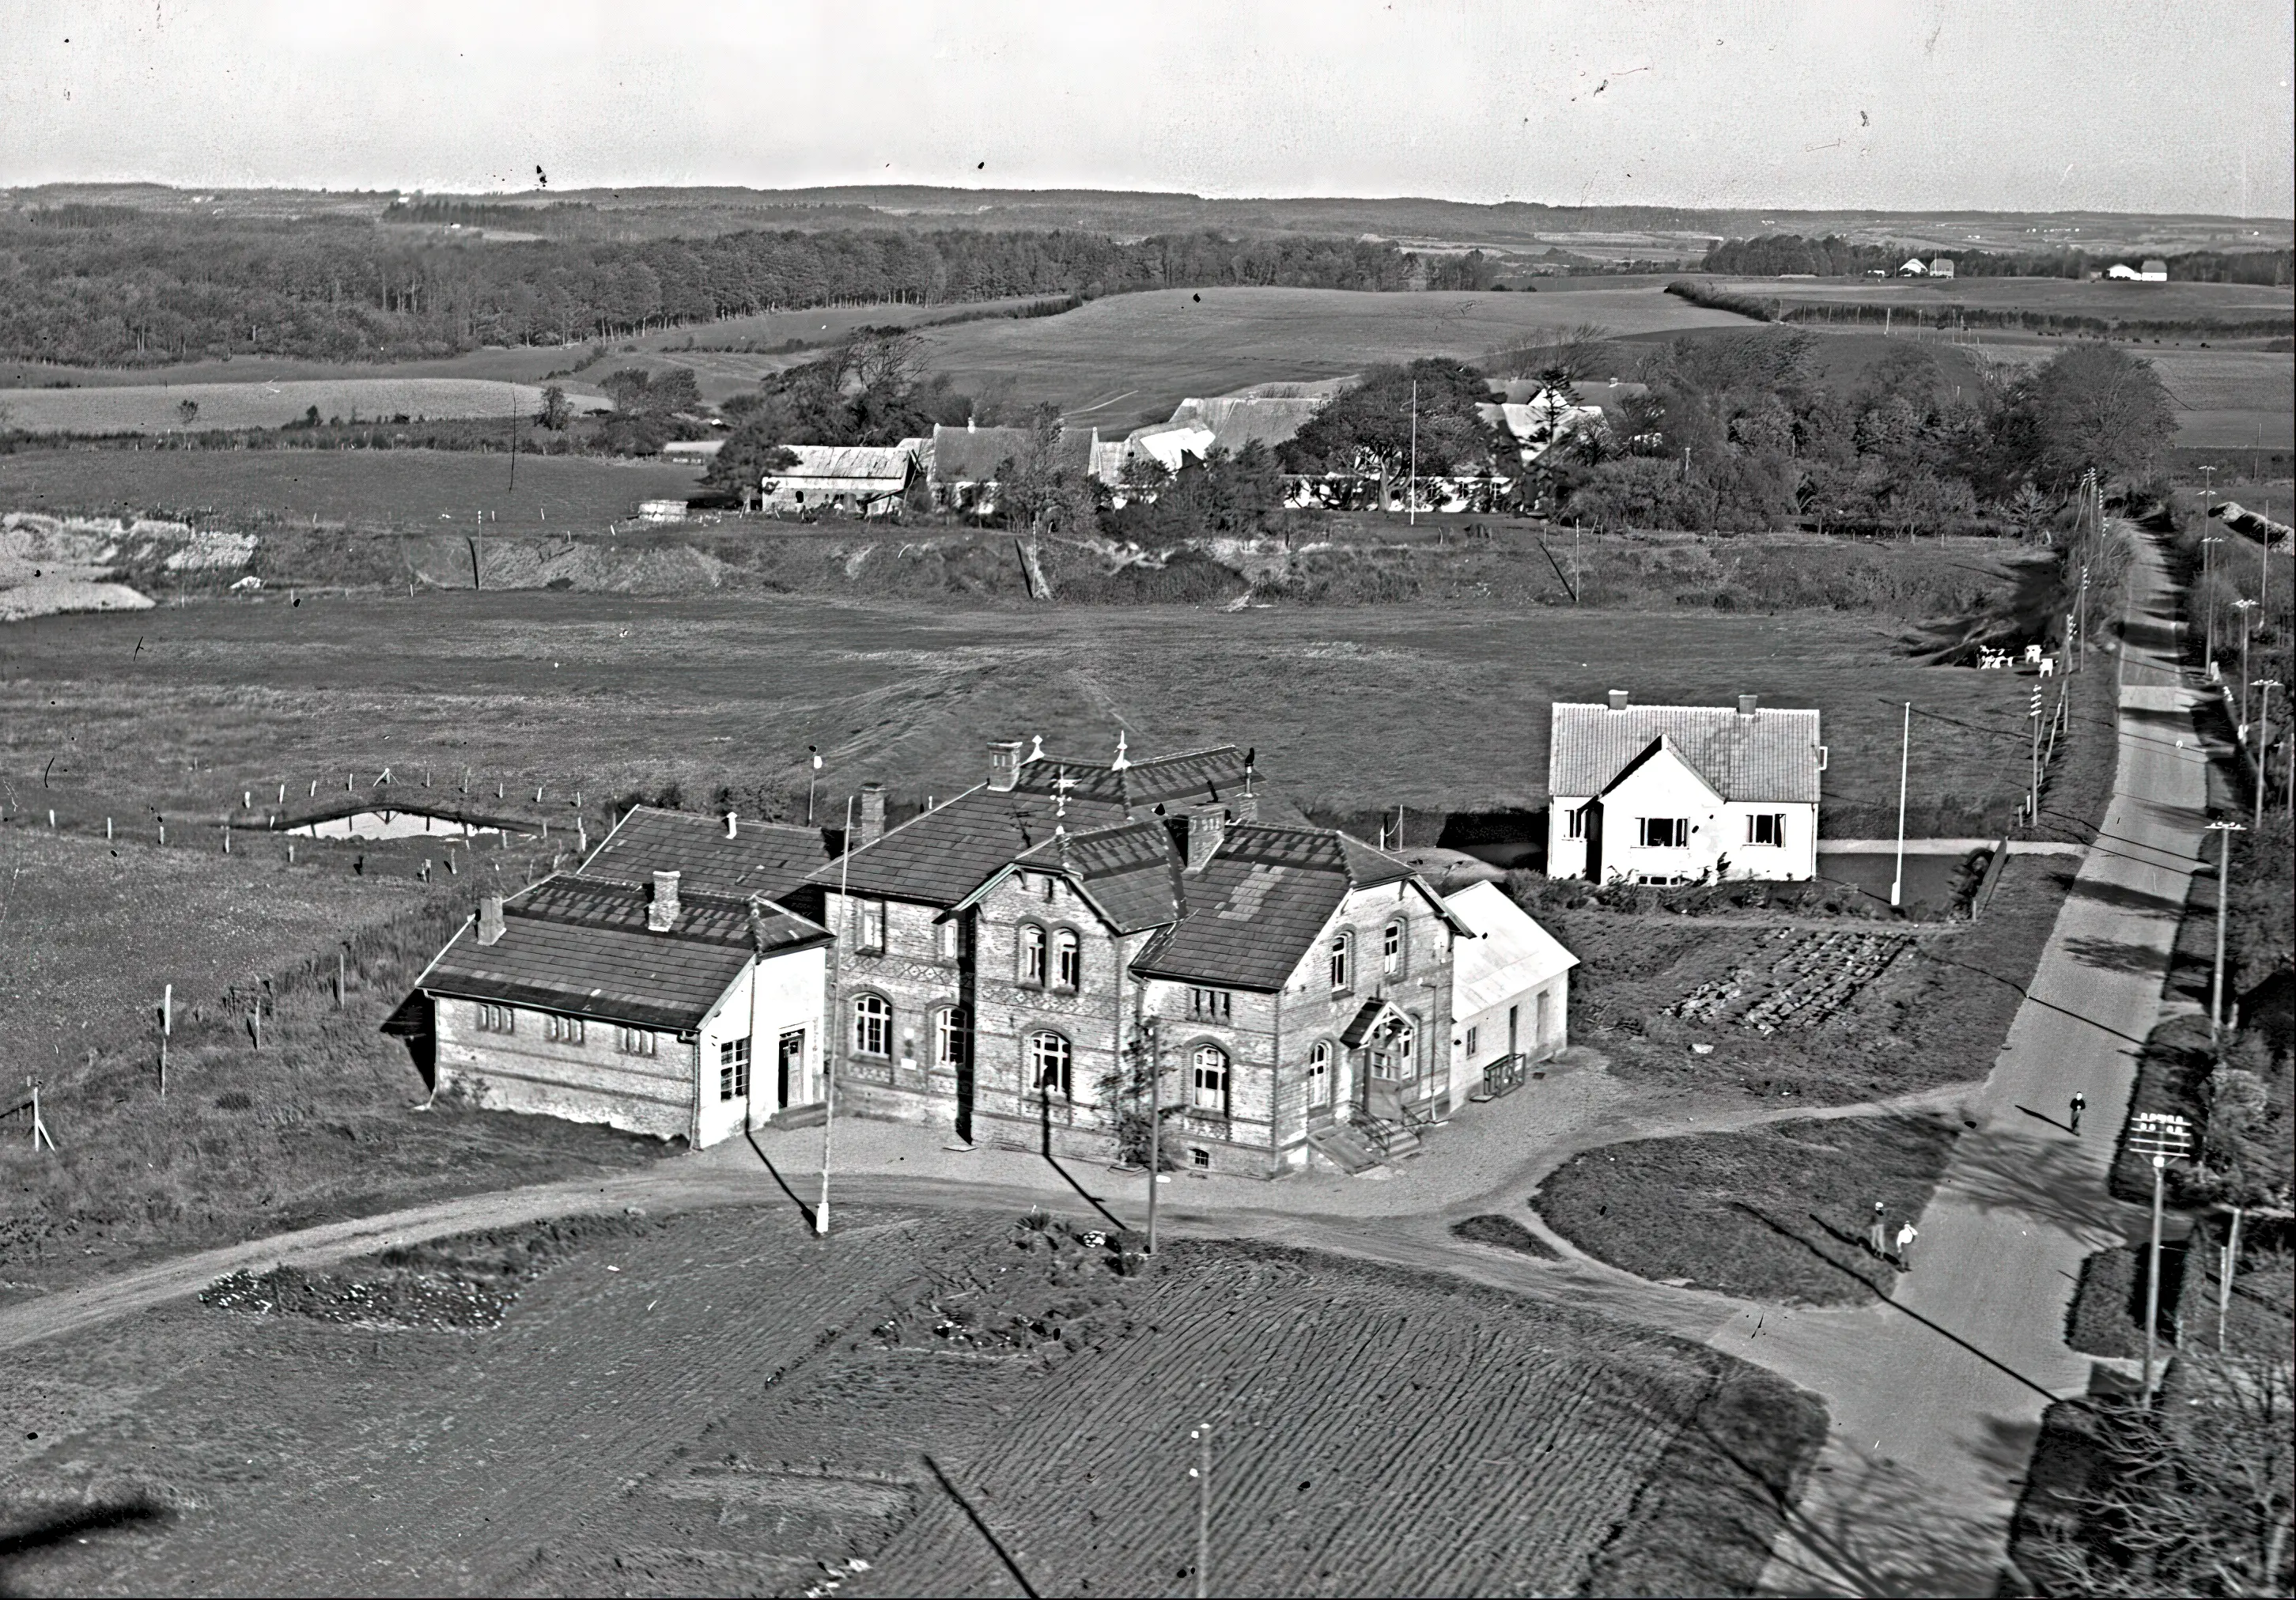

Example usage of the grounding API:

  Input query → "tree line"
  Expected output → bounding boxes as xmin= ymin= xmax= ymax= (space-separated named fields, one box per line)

xmin=0 ymin=208 xmax=1426 ymax=367
xmin=1700 ymin=233 xmax=2293 ymax=285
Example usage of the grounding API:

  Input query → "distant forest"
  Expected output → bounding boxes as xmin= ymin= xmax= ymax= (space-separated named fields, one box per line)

xmin=0 ymin=207 xmax=1488 ymax=367
xmin=1700 ymin=233 xmax=2293 ymax=284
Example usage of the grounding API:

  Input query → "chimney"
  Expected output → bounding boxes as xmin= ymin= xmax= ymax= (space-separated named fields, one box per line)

xmin=1738 ymin=693 xmax=1759 ymax=718
xmin=648 ymin=870 xmax=681 ymax=932
xmin=987 ymin=739 xmax=1023 ymax=792
xmin=1606 ymin=689 xmax=1630 ymax=712
xmin=476 ymin=895 xmax=505 ymax=946
xmin=1167 ymin=805 xmax=1229 ymax=873
xmin=857 ymin=782 xmax=886 ymax=846
xmin=724 ymin=809 xmax=739 ymax=839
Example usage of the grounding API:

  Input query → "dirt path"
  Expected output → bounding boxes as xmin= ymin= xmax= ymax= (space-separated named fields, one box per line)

xmin=1719 ymin=529 xmax=2208 ymax=1598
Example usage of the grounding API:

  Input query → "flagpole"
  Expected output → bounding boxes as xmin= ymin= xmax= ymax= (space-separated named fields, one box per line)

xmin=822 ymin=792 xmax=852 ymax=1237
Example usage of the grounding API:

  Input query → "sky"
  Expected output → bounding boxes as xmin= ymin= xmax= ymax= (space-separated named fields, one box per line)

xmin=4 ymin=0 xmax=2291 ymax=216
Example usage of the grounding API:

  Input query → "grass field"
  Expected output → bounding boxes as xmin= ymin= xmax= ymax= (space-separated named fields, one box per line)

xmin=0 ymin=378 xmax=614 ymax=436
xmin=0 ymin=830 xmax=664 ymax=1284
xmin=0 ymin=1206 xmax=1827 ymax=1597
xmin=918 ymin=284 xmax=1748 ymax=421
xmin=0 ymin=583 xmax=2082 ymax=844
xmin=0 ymin=447 xmax=706 ymax=533
xmin=1708 ymin=277 xmax=2296 ymax=321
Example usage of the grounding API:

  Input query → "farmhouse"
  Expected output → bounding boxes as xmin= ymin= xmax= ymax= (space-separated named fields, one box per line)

xmin=813 ymin=738 xmax=1488 ymax=1174
xmin=1444 ymin=881 xmax=1579 ymax=1095
xmin=636 ymin=498 xmax=689 ymax=524
xmin=1928 ymin=257 xmax=1956 ymax=278
xmin=926 ymin=422 xmax=1032 ymax=516
xmin=759 ymin=441 xmax=925 ymax=517
xmin=2109 ymin=259 xmax=2171 ymax=282
xmin=1545 ymin=690 xmax=1825 ymax=884
xmin=409 ymin=873 xmax=833 ymax=1148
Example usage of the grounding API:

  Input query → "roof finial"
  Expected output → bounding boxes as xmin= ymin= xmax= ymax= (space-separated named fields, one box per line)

xmin=1111 ymin=730 xmax=1130 ymax=771
xmin=1027 ymin=734 xmax=1045 ymax=763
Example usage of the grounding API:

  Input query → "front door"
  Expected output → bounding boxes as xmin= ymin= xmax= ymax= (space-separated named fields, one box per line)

xmin=777 ymin=1028 xmax=805 ymax=1110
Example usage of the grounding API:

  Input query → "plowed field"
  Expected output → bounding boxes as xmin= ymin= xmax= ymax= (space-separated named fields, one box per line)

xmin=0 ymin=1207 xmax=1825 ymax=1598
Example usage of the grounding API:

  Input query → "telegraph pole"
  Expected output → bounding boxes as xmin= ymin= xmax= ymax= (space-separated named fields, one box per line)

xmin=2207 ymin=819 xmax=2244 ymax=1041
xmin=1407 ymin=380 xmax=1418 ymax=528
xmin=1891 ymin=702 xmax=1910 ymax=908
xmin=2027 ymin=687 xmax=2043 ymax=826
xmin=821 ymin=792 xmax=853 ymax=1237
xmin=2255 ymin=681 xmax=2281 ymax=828
xmin=1189 ymin=1422 xmax=1212 ymax=1600
xmin=1144 ymin=1016 xmax=1162 ymax=1255
xmin=2128 ymin=1111 xmax=2192 ymax=1402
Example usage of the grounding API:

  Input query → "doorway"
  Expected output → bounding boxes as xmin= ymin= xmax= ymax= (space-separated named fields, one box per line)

xmin=777 ymin=1028 xmax=806 ymax=1110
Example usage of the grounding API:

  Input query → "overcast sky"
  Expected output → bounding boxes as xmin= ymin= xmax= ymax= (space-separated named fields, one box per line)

xmin=5 ymin=0 xmax=2290 ymax=216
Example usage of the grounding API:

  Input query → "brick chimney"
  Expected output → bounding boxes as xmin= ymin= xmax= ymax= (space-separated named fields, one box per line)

xmin=857 ymin=782 xmax=886 ymax=846
xmin=1166 ymin=804 xmax=1229 ymax=873
xmin=648 ymin=870 xmax=681 ymax=932
xmin=1738 ymin=693 xmax=1759 ymax=718
xmin=724 ymin=810 xmax=738 ymax=839
xmin=477 ymin=895 xmax=505 ymax=946
xmin=1606 ymin=688 xmax=1630 ymax=712
xmin=987 ymin=740 xmax=1023 ymax=792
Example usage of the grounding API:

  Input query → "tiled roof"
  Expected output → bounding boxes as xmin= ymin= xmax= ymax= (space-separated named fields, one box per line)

xmin=765 ymin=444 xmax=917 ymax=485
xmin=1547 ymin=702 xmax=1822 ymax=804
xmin=578 ymin=808 xmax=830 ymax=902
xmin=813 ymin=745 xmax=1259 ymax=907
xmin=420 ymin=878 xmax=830 ymax=1031
xmin=1013 ymin=820 xmax=1182 ymax=933
xmin=1446 ymin=881 xmax=1579 ymax=1016
xmin=1154 ymin=395 xmax=1326 ymax=454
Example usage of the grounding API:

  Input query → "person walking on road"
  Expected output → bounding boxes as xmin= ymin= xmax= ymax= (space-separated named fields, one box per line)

xmin=1867 ymin=1201 xmax=1889 ymax=1259
xmin=1893 ymin=1221 xmax=1919 ymax=1271
xmin=2070 ymin=1092 xmax=2086 ymax=1134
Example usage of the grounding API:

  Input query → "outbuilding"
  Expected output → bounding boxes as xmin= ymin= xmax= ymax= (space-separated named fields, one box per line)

xmin=759 ymin=442 xmax=925 ymax=517
xmin=1443 ymin=881 xmax=1578 ymax=1094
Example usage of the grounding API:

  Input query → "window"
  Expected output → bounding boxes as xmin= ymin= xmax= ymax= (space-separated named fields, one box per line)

xmin=855 ymin=896 xmax=887 ymax=952
xmin=475 ymin=1002 xmax=515 ymax=1034
xmin=1328 ymin=932 xmax=1354 ymax=993
xmin=1029 ymin=1031 xmax=1073 ymax=1099
xmin=1747 ymin=812 xmax=1786 ymax=847
xmin=936 ymin=918 xmax=962 ymax=961
xmin=617 ymin=1026 xmax=657 ymax=1057
xmin=1564 ymin=804 xmax=1587 ymax=842
xmin=933 ymin=1006 xmax=970 ymax=1069
xmin=1191 ymin=1044 xmax=1229 ymax=1113
xmin=1019 ymin=923 xmax=1048 ymax=985
xmin=1382 ymin=921 xmax=1405 ymax=977
xmin=1536 ymin=989 xmax=1553 ymax=1047
xmin=1638 ymin=817 xmax=1689 ymax=849
xmin=1307 ymin=1041 xmax=1333 ymax=1106
xmin=1465 ymin=1023 xmax=1481 ymax=1057
xmin=718 ymin=1036 xmax=751 ymax=1102
xmin=1190 ymin=1147 xmax=1212 ymax=1169
xmin=1054 ymin=929 xmax=1082 ymax=989
xmin=852 ymin=993 xmax=891 ymax=1057
xmin=544 ymin=1014 xmax=584 ymax=1045
xmin=1189 ymin=987 xmax=1231 ymax=1022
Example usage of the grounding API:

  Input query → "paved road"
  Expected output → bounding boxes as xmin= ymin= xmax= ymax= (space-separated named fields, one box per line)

xmin=1720 ymin=529 xmax=2207 ymax=1597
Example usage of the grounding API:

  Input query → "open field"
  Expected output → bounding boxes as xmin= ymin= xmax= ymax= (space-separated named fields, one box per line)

xmin=0 ymin=1207 xmax=1827 ymax=1597
xmin=0 ymin=379 xmax=613 ymax=437
xmin=0 ymin=584 xmax=2087 ymax=842
xmin=0 ymin=448 xmax=705 ymax=533
xmin=1708 ymin=276 xmax=2295 ymax=321
xmin=0 ymin=830 xmax=664 ymax=1281
xmin=917 ymin=285 xmax=1749 ymax=421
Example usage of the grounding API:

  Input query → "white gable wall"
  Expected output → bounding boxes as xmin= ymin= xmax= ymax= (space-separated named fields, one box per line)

xmin=692 ymin=944 xmax=830 ymax=1148
xmin=1588 ymin=748 xmax=1817 ymax=883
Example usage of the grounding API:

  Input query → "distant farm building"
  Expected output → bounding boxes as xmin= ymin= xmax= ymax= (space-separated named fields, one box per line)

xmin=1897 ymin=258 xmax=1929 ymax=277
xmin=660 ymin=440 xmax=724 ymax=463
xmin=637 ymin=499 xmax=690 ymax=524
xmin=759 ymin=441 xmax=926 ymax=517
xmin=1928 ymin=258 xmax=1956 ymax=278
xmin=928 ymin=422 xmax=1032 ymax=516
xmin=1545 ymin=690 xmax=1825 ymax=884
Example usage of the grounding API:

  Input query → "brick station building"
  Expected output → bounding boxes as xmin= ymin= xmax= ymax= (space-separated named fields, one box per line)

xmin=812 ymin=740 xmax=1472 ymax=1175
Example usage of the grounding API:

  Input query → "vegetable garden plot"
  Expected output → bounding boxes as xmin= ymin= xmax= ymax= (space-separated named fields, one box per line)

xmin=1667 ymin=928 xmax=1919 ymax=1035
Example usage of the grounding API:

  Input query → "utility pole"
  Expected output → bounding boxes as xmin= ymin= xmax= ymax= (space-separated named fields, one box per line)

xmin=2028 ymin=687 xmax=2043 ymax=826
xmin=2233 ymin=598 xmax=2258 ymax=731
xmin=1407 ymin=380 xmax=1418 ymax=528
xmin=159 ymin=983 xmax=172 ymax=1097
xmin=2202 ymin=535 xmax=2224 ymax=673
xmin=1573 ymin=519 xmax=1583 ymax=604
xmin=2255 ymin=681 xmax=2282 ymax=828
xmin=2207 ymin=819 xmax=2245 ymax=1042
xmin=807 ymin=746 xmax=821 ymax=827
xmin=1891 ymin=701 xmax=1910 ymax=908
xmin=1190 ymin=1422 xmax=1212 ymax=1600
xmin=2128 ymin=1111 xmax=2192 ymax=1403
xmin=2218 ymin=1203 xmax=2245 ymax=1351
xmin=821 ymin=792 xmax=853 ymax=1238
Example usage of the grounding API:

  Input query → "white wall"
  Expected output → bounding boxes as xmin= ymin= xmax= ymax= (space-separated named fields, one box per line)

xmin=693 ymin=946 xmax=829 ymax=1149
xmin=433 ymin=997 xmax=698 ymax=1142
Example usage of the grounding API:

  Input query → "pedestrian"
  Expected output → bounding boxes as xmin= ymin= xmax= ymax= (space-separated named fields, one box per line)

xmin=1894 ymin=1221 xmax=1918 ymax=1271
xmin=1867 ymin=1201 xmax=1888 ymax=1260
xmin=2069 ymin=1092 xmax=2086 ymax=1134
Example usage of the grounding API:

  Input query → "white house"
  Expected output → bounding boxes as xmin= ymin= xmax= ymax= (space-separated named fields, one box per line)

xmin=408 ymin=871 xmax=832 ymax=1148
xmin=1897 ymin=258 xmax=1929 ymax=277
xmin=1928 ymin=257 xmax=1956 ymax=279
xmin=1546 ymin=690 xmax=1825 ymax=884
xmin=1443 ymin=881 xmax=1577 ymax=1091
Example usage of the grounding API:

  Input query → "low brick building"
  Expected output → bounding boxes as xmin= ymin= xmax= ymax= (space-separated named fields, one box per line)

xmin=813 ymin=739 xmax=1473 ymax=1175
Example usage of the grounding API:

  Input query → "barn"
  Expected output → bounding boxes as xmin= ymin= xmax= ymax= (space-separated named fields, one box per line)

xmin=759 ymin=442 xmax=925 ymax=517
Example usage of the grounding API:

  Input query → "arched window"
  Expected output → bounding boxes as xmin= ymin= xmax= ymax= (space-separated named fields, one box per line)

xmin=1191 ymin=1043 xmax=1230 ymax=1113
xmin=1053 ymin=929 xmax=1082 ymax=989
xmin=1307 ymin=1041 xmax=1333 ymax=1106
xmin=1030 ymin=1031 xmax=1073 ymax=1099
xmin=1328 ymin=931 xmax=1353 ymax=993
xmin=1382 ymin=921 xmax=1405 ymax=976
xmin=1019 ymin=923 xmax=1048 ymax=985
xmin=933 ymin=1006 xmax=970 ymax=1069
xmin=851 ymin=993 xmax=891 ymax=1057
